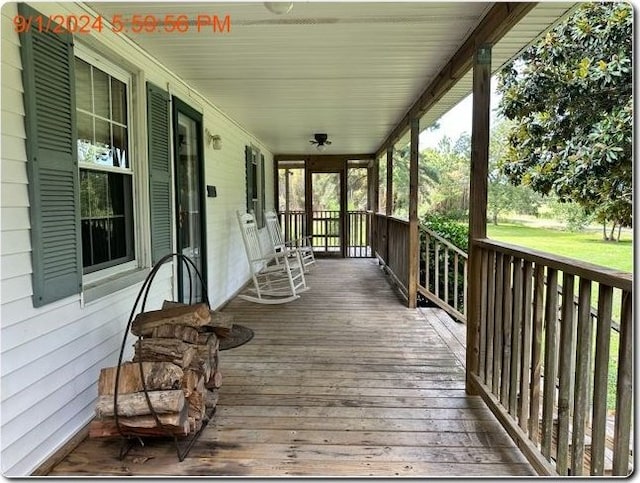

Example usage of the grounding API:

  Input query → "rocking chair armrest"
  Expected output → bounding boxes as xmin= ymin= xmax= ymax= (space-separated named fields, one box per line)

xmin=287 ymin=236 xmax=312 ymax=247
xmin=274 ymin=247 xmax=300 ymax=258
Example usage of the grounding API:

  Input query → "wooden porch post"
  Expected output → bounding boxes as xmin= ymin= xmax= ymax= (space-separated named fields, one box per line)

xmin=370 ymin=158 xmax=379 ymax=214
xmin=385 ymin=147 xmax=393 ymax=216
xmin=408 ymin=118 xmax=420 ymax=308
xmin=466 ymin=44 xmax=491 ymax=394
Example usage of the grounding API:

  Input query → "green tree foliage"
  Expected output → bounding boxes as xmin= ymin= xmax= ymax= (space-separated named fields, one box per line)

xmin=488 ymin=119 xmax=542 ymax=224
xmin=422 ymin=134 xmax=470 ymax=219
xmin=391 ymin=143 xmax=439 ymax=219
xmin=497 ymin=2 xmax=632 ymax=238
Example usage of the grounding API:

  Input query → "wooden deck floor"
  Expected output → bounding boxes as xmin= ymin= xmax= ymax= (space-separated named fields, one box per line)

xmin=48 ymin=258 xmax=535 ymax=477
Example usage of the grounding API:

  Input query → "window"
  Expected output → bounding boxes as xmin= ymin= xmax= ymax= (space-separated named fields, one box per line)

xmin=74 ymin=55 xmax=134 ymax=274
xmin=245 ymin=146 xmax=265 ymax=227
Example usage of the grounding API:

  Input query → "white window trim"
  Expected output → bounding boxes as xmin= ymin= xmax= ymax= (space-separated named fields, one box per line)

xmin=74 ymin=43 xmax=146 ymax=291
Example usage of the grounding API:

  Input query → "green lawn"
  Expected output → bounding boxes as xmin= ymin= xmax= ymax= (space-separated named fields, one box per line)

xmin=486 ymin=223 xmax=632 ymax=273
xmin=487 ymin=222 xmax=633 ymax=409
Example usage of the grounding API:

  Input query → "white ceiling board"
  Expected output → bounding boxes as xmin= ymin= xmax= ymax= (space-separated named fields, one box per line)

xmin=88 ymin=2 xmax=576 ymax=155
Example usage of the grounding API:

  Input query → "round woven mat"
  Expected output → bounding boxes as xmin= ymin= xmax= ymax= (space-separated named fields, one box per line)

xmin=219 ymin=324 xmax=254 ymax=351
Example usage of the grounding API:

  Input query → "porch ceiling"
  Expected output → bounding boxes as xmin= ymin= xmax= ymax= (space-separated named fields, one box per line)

xmin=87 ymin=2 xmax=575 ymax=156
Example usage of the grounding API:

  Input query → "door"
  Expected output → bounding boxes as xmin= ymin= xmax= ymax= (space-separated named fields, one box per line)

xmin=310 ymin=171 xmax=343 ymax=256
xmin=173 ymin=98 xmax=206 ymax=303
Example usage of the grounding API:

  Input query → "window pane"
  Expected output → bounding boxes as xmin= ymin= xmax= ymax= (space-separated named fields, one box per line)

xmin=112 ymin=125 xmax=128 ymax=169
xmin=81 ymin=169 xmax=134 ymax=272
xmin=108 ymin=172 xmax=124 ymax=215
xmin=110 ymin=217 xmax=127 ymax=259
xmin=92 ymin=67 xmax=110 ymax=118
xmin=111 ymin=78 xmax=127 ymax=124
xmin=81 ymin=220 xmax=93 ymax=267
xmin=77 ymin=112 xmax=94 ymax=164
xmin=91 ymin=218 xmax=110 ymax=265
xmin=94 ymin=118 xmax=113 ymax=167
xmin=75 ymin=59 xmax=92 ymax=112
xmin=79 ymin=170 xmax=91 ymax=218
xmin=251 ymin=162 xmax=258 ymax=200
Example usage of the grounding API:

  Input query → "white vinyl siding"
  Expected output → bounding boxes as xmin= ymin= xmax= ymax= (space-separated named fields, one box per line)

xmin=1 ymin=1 xmax=274 ymax=476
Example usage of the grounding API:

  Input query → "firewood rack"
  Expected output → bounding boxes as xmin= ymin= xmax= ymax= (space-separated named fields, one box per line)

xmin=113 ymin=252 xmax=215 ymax=462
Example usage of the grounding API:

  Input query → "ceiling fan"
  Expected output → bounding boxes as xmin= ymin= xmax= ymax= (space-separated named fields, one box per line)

xmin=310 ymin=133 xmax=332 ymax=151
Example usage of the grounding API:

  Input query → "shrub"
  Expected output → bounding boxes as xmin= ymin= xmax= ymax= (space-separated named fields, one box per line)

xmin=420 ymin=213 xmax=469 ymax=251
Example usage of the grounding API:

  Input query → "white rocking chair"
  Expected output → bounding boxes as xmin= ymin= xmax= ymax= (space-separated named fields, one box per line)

xmin=237 ymin=211 xmax=309 ymax=304
xmin=264 ymin=210 xmax=316 ymax=271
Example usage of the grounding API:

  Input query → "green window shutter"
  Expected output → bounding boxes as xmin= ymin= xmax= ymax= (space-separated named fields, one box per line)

xmin=147 ymin=83 xmax=172 ymax=264
xmin=19 ymin=3 xmax=81 ymax=307
xmin=245 ymin=145 xmax=253 ymax=214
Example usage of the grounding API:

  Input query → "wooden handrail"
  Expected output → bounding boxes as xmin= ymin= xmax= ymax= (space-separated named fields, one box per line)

xmin=473 ymin=238 xmax=632 ymax=292
xmin=420 ymin=226 xmax=468 ymax=258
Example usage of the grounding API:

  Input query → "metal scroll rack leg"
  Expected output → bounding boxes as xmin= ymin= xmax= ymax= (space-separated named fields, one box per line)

xmin=112 ymin=253 xmax=215 ymax=462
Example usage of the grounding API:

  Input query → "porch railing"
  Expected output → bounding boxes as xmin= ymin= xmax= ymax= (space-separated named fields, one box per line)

xmin=469 ymin=238 xmax=633 ymax=476
xmin=307 ymin=210 xmax=633 ymax=475
xmin=372 ymin=213 xmax=409 ymax=297
xmin=419 ymin=226 xmax=468 ymax=322
xmin=278 ymin=210 xmax=372 ymax=258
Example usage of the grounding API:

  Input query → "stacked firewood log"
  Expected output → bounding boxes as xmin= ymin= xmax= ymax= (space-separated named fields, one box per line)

xmin=89 ymin=301 xmax=232 ymax=438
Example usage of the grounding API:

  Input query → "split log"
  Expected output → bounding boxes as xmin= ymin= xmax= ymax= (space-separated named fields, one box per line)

xmin=187 ymin=391 xmax=205 ymax=420
xmin=205 ymin=371 xmax=223 ymax=389
xmin=151 ymin=324 xmax=199 ymax=344
xmin=161 ymin=300 xmax=233 ymax=337
xmin=98 ymin=362 xmax=183 ymax=395
xmin=133 ymin=338 xmax=196 ymax=368
xmin=89 ymin=406 xmax=189 ymax=438
xmin=131 ymin=303 xmax=211 ymax=336
xmin=196 ymin=331 xmax=218 ymax=346
xmin=204 ymin=389 xmax=219 ymax=409
xmin=207 ymin=312 xmax=233 ymax=338
xmin=182 ymin=369 xmax=205 ymax=397
xmin=95 ymin=390 xmax=185 ymax=418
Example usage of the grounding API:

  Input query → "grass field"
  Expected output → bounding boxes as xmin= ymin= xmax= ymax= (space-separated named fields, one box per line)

xmin=487 ymin=223 xmax=633 ymax=273
xmin=487 ymin=222 xmax=633 ymax=410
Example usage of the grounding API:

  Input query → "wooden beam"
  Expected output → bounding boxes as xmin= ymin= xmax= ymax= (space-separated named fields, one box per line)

xmin=407 ymin=118 xmax=420 ymax=309
xmin=466 ymin=44 xmax=492 ymax=395
xmin=375 ymin=2 xmax=536 ymax=158
xmin=275 ymin=154 xmax=373 ymax=162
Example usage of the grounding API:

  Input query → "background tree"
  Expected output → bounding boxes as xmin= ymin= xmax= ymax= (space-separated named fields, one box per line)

xmin=497 ymin=2 xmax=632 ymax=240
xmin=423 ymin=134 xmax=470 ymax=219
xmin=488 ymin=118 xmax=542 ymax=225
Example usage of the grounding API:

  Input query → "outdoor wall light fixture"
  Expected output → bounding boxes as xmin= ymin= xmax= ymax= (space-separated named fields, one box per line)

xmin=264 ymin=2 xmax=293 ymax=15
xmin=205 ymin=128 xmax=222 ymax=150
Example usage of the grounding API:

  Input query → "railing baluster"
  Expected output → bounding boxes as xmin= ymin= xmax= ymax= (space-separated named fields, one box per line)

xmin=479 ymin=249 xmax=488 ymax=380
xmin=556 ymin=273 xmax=576 ymax=475
xmin=463 ymin=259 xmax=468 ymax=317
xmin=453 ymin=253 xmax=459 ymax=311
xmin=509 ymin=257 xmax=523 ymax=416
xmin=501 ymin=255 xmax=513 ymax=408
xmin=542 ymin=267 xmax=558 ymax=459
xmin=571 ymin=277 xmax=592 ymax=476
xmin=425 ymin=232 xmax=430 ymax=291
xmin=519 ymin=261 xmax=533 ymax=431
xmin=435 ymin=242 xmax=440 ymax=299
xmin=493 ymin=253 xmax=504 ymax=396
xmin=444 ymin=247 xmax=450 ymax=305
xmin=590 ymin=284 xmax=613 ymax=475
xmin=485 ymin=250 xmax=496 ymax=387
xmin=529 ymin=263 xmax=545 ymax=444
xmin=612 ymin=290 xmax=632 ymax=476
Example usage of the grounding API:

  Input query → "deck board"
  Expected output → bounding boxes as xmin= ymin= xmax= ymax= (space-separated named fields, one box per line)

xmin=47 ymin=259 xmax=535 ymax=477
